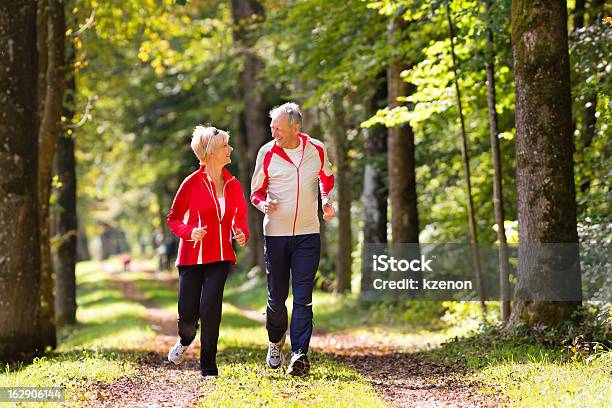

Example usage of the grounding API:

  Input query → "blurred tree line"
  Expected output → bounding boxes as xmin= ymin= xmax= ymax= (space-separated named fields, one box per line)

xmin=0 ymin=0 xmax=609 ymax=359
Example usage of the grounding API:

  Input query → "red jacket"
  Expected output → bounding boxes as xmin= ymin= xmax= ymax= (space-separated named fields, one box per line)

xmin=167 ymin=165 xmax=250 ymax=266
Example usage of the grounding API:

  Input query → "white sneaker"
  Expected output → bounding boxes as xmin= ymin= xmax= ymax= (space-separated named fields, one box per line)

xmin=168 ymin=339 xmax=189 ymax=365
xmin=286 ymin=352 xmax=310 ymax=376
xmin=266 ymin=334 xmax=286 ymax=369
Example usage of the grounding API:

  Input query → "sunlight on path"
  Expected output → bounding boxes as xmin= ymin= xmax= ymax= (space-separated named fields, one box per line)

xmin=87 ymin=267 xmax=386 ymax=407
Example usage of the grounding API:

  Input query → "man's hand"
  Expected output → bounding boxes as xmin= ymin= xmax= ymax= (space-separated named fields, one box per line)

xmin=262 ymin=199 xmax=278 ymax=215
xmin=233 ymin=228 xmax=246 ymax=247
xmin=323 ymin=203 xmax=335 ymax=221
xmin=190 ymin=226 xmax=207 ymax=241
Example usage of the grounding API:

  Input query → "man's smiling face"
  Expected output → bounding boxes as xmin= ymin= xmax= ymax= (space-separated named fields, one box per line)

xmin=270 ymin=114 xmax=300 ymax=149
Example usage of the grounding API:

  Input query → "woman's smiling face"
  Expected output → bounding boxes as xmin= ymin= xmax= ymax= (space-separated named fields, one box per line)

xmin=208 ymin=135 xmax=233 ymax=167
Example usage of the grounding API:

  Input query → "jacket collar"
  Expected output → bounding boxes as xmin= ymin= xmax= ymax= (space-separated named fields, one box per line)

xmin=199 ymin=165 xmax=235 ymax=185
xmin=271 ymin=133 xmax=308 ymax=164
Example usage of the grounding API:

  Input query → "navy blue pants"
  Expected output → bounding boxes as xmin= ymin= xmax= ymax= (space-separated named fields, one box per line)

xmin=264 ymin=233 xmax=320 ymax=354
xmin=177 ymin=261 xmax=229 ymax=376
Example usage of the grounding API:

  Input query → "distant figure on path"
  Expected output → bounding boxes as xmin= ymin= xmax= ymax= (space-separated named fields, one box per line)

xmin=167 ymin=126 xmax=249 ymax=379
xmin=251 ymin=102 xmax=335 ymax=376
xmin=121 ymin=254 xmax=131 ymax=272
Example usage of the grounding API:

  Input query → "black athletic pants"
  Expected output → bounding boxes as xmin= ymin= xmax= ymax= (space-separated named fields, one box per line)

xmin=177 ymin=261 xmax=229 ymax=376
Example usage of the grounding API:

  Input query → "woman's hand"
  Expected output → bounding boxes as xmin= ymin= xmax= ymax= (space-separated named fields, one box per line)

xmin=191 ymin=226 xmax=207 ymax=241
xmin=233 ymin=228 xmax=246 ymax=247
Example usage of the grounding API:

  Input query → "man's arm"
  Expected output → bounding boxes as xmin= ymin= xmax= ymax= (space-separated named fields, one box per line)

xmin=317 ymin=142 xmax=335 ymax=220
xmin=250 ymin=147 xmax=272 ymax=213
xmin=318 ymin=143 xmax=335 ymax=206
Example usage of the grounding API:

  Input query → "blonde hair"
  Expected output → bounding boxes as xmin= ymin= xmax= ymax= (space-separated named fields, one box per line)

xmin=191 ymin=126 xmax=229 ymax=163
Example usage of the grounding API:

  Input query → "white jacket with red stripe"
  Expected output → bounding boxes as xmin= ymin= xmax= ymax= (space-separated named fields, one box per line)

xmin=250 ymin=133 xmax=334 ymax=236
xmin=167 ymin=166 xmax=250 ymax=266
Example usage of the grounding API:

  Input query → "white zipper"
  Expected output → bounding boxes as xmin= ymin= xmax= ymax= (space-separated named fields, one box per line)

xmin=202 ymin=173 xmax=235 ymax=261
xmin=197 ymin=211 xmax=203 ymax=263
xmin=218 ymin=179 xmax=232 ymax=260
xmin=291 ymin=141 xmax=305 ymax=236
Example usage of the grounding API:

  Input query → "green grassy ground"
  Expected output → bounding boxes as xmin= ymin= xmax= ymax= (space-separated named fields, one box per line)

xmin=222 ymin=272 xmax=469 ymax=349
xmin=127 ymin=270 xmax=387 ymax=407
xmin=422 ymin=322 xmax=612 ymax=407
xmin=0 ymin=260 xmax=154 ymax=404
xmin=0 ymin=261 xmax=386 ymax=407
xmin=223 ymin=272 xmax=612 ymax=407
xmin=1 ymin=260 xmax=609 ymax=407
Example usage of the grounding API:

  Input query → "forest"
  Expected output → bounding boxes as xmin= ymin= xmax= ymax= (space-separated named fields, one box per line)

xmin=0 ymin=0 xmax=610 ymax=406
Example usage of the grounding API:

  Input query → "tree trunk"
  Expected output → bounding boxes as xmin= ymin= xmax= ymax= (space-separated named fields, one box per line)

xmin=37 ymin=0 xmax=67 ymax=350
xmin=231 ymin=0 xmax=266 ymax=275
xmin=484 ymin=0 xmax=511 ymax=323
xmin=37 ymin=0 xmax=48 ymax=126
xmin=574 ymin=0 xmax=598 ymax=194
xmin=572 ymin=0 xmax=585 ymax=29
xmin=76 ymin=218 xmax=91 ymax=261
xmin=387 ymin=13 xmax=419 ymax=244
xmin=329 ymin=99 xmax=352 ymax=294
xmin=52 ymin=43 xmax=77 ymax=326
xmin=361 ymin=75 xmax=388 ymax=298
xmin=0 ymin=0 xmax=42 ymax=359
xmin=510 ymin=0 xmax=581 ymax=326
xmin=587 ymin=0 xmax=605 ymax=26
xmin=446 ymin=3 xmax=486 ymax=312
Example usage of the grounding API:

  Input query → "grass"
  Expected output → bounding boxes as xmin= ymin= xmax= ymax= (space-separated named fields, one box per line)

xmin=122 ymin=268 xmax=388 ymax=407
xmin=422 ymin=324 xmax=612 ymax=407
xmin=479 ymin=353 xmax=611 ymax=407
xmin=3 ymin=259 xmax=609 ymax=407
xmin=0 ymin=259 xmax=154 ymax=404
xmin=198 ymin=356 xmax=386 ymax=408
xmin=223 ymin=272 xmax=481 ymax=349
xmin=224 ymin=271 xmax=612 ymax=407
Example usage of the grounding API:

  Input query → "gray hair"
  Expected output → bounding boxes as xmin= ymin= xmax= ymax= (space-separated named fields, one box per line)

xmin=269 ymin=102 xmax=302 ymax=128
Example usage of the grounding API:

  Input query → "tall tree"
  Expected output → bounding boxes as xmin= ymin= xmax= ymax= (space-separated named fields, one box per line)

xmin=231 ymin=0 xmax=267 ymax=274
xmin=0 ymin=0 xmax=42 ymax=359
xmin=328 ymin=98 xmax=352 ymax=293
xmin=37 ymin=0 xmax=67 ymax=349
xmin=573 ymin=0 xmax=585 ymax=29
xmin=361 ymin=75 xmax=388 ymax=298
xmin=510 ymin=0 xmax=581 ymax=325
xmin=484 ymin=0 xmax=511 ymax=322
xmin=573 ymin=0 xmax=604 ymax=194
xmin=446 ymin=2 xmax=485 ymax=311
xmin=52 ymin=43 xmax=77 ymax=326
xmin=322 ymin=94 xmax=353 ymax=294
xmin=387 ymin=10 xmax=419 ymax=244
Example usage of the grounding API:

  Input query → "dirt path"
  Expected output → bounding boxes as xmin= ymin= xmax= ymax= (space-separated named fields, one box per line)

xmin=92 ymin=275 xmax=204 ymax=407
xmin=317 ymin=338 xmax=501 ymax=408
xmin=90 ymin=270 xmax=500 ymax=407
xmin=230 ymin=294 xmax=500 ymax=407
xmin=239 ymin=306 xmax=500 ymax=407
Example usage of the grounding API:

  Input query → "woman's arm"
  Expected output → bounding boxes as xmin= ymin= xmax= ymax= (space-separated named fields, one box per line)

xmin=167 ymin=179 xmax=195 ymax=240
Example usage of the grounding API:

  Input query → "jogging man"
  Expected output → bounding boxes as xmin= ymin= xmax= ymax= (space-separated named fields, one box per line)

xmin=251 ymin=102 xmax=335 ymax=376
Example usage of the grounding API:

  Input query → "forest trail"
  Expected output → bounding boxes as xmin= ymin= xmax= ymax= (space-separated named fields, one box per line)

xmin=87 ymin=268 xmax=500 ymax=407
